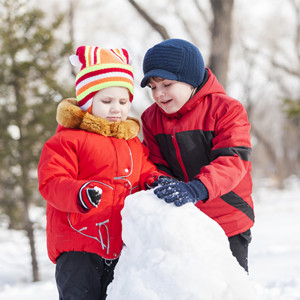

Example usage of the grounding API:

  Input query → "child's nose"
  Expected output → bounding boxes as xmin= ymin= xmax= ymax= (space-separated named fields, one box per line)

xmin=110 ymin=104 xmax=121 ymax=112
xmin=154 ymin=88 xmax=165 ymax=99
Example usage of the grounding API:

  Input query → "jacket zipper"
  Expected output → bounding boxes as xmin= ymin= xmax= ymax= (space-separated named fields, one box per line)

xmin=171 ymin=134 xmax=189 ymax=182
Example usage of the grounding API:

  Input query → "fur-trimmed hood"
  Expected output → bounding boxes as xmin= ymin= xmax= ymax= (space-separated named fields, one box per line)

xmin=56 ymin=98 xmax=140 ymax=140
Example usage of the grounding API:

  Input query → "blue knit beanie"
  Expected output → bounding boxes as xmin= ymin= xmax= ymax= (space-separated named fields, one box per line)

xmin=141 ymin=39 xmax=205 ymax=88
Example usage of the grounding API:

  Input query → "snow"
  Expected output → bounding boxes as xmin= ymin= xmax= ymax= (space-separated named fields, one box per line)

xmin=107 ymin=190 xmax=256 ymax=300
xmin=1 ymin=180 xmax=300 ymax=299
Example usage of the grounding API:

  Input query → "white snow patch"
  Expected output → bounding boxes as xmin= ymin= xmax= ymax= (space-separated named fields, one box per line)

xmin=107 ymin=190 xmax=257 ymax=300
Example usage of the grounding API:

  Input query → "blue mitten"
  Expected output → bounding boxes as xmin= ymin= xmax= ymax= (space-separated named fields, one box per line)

xmin=151 ymin=176 xmax=178 ymax=188
xmin=154 ymin=179 xmax=208 ymax=206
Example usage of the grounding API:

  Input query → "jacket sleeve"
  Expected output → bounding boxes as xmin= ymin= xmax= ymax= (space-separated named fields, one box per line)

xmin=141 ymin=112 xmax=175 ymax=177
xmin=196 ymin=98 xmax=252 ymax=200
xmin=38 ymin=132 xmax=87 ymax=213
xmin=137 ymin=141 xmax=166 ymax=190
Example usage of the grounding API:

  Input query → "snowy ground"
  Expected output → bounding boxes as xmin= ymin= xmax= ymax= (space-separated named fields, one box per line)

xmin=0 ymin=177 xmax=299 ymax=299
xmin=249 ymin=178 xmax=300 ymax=300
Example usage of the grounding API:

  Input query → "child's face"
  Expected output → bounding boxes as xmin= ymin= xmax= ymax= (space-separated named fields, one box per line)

xmin=92 ymin=86 xmax=131 ymax=122
xmin=147 ymin=78 xmax=194 ymax=114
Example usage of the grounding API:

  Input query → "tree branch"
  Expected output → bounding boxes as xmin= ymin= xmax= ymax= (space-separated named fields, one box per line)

xmin=127 ymin=0 xmax=170 ymax=40
xmin=193 ymin=0 xmax=211 ymax=24
xmin=272 ymin=60 xmax=300 ymax=78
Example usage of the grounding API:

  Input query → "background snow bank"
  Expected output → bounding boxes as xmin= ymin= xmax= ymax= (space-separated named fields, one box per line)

xmin=107 ymin=190 xmax=256 ymax=300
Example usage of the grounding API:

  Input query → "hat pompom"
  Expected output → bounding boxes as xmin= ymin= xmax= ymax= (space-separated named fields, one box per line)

xmin=69 ymin=54 xmax=82 ymax=67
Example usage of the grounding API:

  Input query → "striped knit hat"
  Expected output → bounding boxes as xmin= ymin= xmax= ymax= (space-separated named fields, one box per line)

xmin=70 ymin=46 xmax=134 ymax=111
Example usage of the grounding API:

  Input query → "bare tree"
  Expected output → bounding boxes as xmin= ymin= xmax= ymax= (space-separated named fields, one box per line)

xmin=127 ymin=0 xmax=170 ymax=40
xmin=231 ymin=0 xmax=300 ymax=187
xmin=209 ymin=0 xmax=234 ymax=89
xmin=127 ymin=0 xmax=233 ymax=89
xmin=68 ymin=0 xmax=80 ymax=78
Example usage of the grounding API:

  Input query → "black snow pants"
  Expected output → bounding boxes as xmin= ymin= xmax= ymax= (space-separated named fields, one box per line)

xmin=55 ymin=251 xmax=118 ymax=300
xmin=228 ymin=229 xmax=252 ymax=273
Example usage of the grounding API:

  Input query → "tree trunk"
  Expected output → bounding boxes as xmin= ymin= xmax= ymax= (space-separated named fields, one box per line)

xmin=14 ymin=80 xmax=40 ymax=282
xmin=20 ymin=144 xmax=40 ymax=282
xmin=209 ymin=0 xmax=234 ymax=89
xmin=68 ymin=0 xmax=77 ymax=78
xmin=24 ymin=206 xmax=40 ymax=282
xmin=251 ymin=125 xmax=286 ymax=189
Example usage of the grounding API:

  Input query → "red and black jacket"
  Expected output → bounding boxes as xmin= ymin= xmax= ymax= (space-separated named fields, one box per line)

xmin=141 ymin=68 xmax=254 ymax=237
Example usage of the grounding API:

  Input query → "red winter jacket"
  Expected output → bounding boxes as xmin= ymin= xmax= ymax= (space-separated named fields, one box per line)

xmin=38 ymin=99 xmax=160 ymax=263
xmin=141 ymin=69 xmax=254 ymax=237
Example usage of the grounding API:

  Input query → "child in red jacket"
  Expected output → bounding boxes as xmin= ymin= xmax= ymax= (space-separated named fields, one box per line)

xmin=140 ymin=39 xmax=254 ymax=273
xmin=38 ymin=46 xmax=161 ymax=300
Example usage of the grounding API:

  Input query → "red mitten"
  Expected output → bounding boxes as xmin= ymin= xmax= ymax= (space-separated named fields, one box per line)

xmin=78 ymin=182 xmax=102 ymax=211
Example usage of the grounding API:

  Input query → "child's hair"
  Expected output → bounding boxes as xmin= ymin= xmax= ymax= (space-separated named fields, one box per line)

xmin=141 ymin=39 xmax=205 ymax=88
xmin=146 ymin=76 xmax=164 ymax=86
xmin=70 ymin=46 xmax=134 ymax=112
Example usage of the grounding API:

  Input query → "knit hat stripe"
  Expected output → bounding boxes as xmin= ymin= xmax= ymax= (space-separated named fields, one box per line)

xmin=77 ymin=77 xmax=134 ymax=100
xmin=80 ymin=98 xmax=93 ymax=112
xmin=90 ymin=46 xmax=95 ymax=66
xmin=78 ymin=81 xmax=134 ymax=109
xmin=76 ymin=73 xmax=134 ymax=96
xmin=96 ymin=47 xmax=101 ymax=64
xmin=78 ymin=63 xmax=133 ymax=76
xmin=86 ymin=46 xmax=93 ymax=67
xmin=110 ymin=49 xmax=128 ymax=64
xmin=76 ymin=65 xmax=133 ymax=86
xmin=85 ymin=46 xmax=100 ymax=67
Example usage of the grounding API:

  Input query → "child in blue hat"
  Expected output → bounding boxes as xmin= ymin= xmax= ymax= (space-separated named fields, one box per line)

xmin=141 ymin=39 xmax=254 ymax=272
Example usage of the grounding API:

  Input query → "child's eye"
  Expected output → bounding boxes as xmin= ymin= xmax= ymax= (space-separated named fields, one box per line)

xmin=120 ymin=100 xmax=128 ymax=105
xmin=101 ymin=100 xmax=111 ymax=104
xmin=147 ymin=84 xmax=156 ymax=90
xmin=164 ymin=83 xmax=171 ymax=87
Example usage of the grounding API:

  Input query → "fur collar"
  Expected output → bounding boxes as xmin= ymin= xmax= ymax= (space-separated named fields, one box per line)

xmin=56 ymin=98 xmax=140 ymax=140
